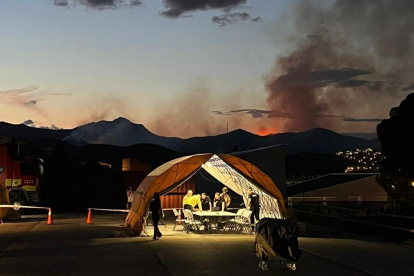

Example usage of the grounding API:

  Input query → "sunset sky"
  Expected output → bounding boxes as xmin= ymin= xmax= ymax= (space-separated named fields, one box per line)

xmin=1 ymin=0 xmax=412 ymax=138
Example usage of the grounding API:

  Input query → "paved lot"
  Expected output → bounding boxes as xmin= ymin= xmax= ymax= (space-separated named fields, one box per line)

xmin=1 ymin=213 xmax=413 ymax=276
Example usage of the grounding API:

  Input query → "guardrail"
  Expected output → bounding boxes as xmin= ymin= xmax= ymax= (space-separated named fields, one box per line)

xmin=290 ymin=202 xmax=414 ymax=233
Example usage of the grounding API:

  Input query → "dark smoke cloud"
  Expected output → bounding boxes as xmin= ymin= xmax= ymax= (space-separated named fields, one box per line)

xmin=53 ymin=0 xmax=142 ymax=9
xmin=261 ymin=0 xmax=414 ymax=133
xmin=161 ymin=0 xmax=246 ymax=18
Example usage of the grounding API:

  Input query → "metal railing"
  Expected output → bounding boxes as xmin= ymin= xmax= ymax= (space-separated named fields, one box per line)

xmin=290 ymin=201 xmax=414 ymax=233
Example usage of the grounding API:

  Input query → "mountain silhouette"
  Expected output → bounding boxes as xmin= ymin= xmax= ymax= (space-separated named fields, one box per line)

xmin=0 ymin=118 xmax=380 ymax=154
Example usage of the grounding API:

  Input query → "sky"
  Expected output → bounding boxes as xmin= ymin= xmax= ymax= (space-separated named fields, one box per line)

xmin=0 ymin=0 xmax=413 ymax=138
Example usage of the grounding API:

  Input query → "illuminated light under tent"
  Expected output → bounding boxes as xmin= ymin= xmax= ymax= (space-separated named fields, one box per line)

xmin=125 ymin=153 xmax=286 ymax=235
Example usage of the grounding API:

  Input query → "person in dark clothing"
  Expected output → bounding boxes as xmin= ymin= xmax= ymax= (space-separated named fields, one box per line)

xmin=214 ymin=192 xmax=225 ymax=229
xmin=213 ymin=192 xmax=225 ymax=211
xmin=201 ymin=193 xmax=212 ymax=231
xmin=247 ymin=187 xmax=260 ymax=232
xmin=149 ymin=192 xmax=163 ymax=240
xmin=201 ymin=193 xmax=212 ymax=211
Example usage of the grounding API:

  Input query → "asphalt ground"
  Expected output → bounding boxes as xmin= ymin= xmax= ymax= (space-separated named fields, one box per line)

xmin=1 ymin=213 xmax=413 ymax=276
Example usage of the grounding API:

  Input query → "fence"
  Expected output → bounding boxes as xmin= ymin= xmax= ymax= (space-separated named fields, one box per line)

xmin=291 ymin=201 xmax=414 ymax=233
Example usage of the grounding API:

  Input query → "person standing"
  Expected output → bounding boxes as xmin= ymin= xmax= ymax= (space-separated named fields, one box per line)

xmin=127 ymin=187 xmax=134 ymax=209
xmin=201 ymin=193 xmax=212 ymax=230
xmin=213 ymin=192 xmax=225 ymax=211
xmin=149 ymin=193 xmax=163 ymax=240
xmin=220 ymin=187 xmax=231 ymax=210
xmin=214 ymin=192 xmax=225 ymax=229
xmin=201 ymin=193 xmax=212 ymax=211
xmin=247 ymin=187 xmax=260 ymax=232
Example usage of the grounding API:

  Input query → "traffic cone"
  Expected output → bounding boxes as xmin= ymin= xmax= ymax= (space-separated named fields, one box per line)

xmin=86 ymin=208 xmax=92 ymax=224
xmin=47 ymin=208 xmax=53 ymax=225
xmin=177 ymin=210 xmax=182 ymax=225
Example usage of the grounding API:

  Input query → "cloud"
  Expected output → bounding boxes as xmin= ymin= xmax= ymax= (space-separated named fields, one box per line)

xmin=342 ymin=117 xmax=383 ymax=123
xmin=53 ymin=0 xmax=142 ymax=9
xmin=212 ymin=109 xmax=384 ymax=125
xmin=22 ymin=119 xmax=36 ymax=127
xmin=53 ymin=0 xmax=261 ymax=27
xmin=212 ymin=11 xmax=262 ymax=27
xmin=212 ymin=12 xmax=250 ymax=27
xmin=268 ymin=68 xmax=372 ymax=90
xmin=22 ymin=119 xmax=62 ymax=129
xmin=0 ymin=86 xmax=49 ymax=118
xmin=24 ymin=100 xmax=37 ymax=106
xmin=40 ymin=124 xmax=63 ymax=130
xmin=213 ymin=108 xmax=345 ymax=119
xmin=161 ymin=0 xmax=246 ymax=18
xmin=211 ymin=110 xmax=231 ymax=116
xmin=251 ymin=16 xmax=262 ymax=22
xmin=0 ymin=86 xmax=72 ymax=119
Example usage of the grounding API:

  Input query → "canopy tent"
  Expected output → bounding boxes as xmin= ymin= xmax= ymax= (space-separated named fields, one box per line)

xmin=125 ymin=153 xmax=286 ymax=234
xmin=0 ymin=181 xmax=10 ymax=220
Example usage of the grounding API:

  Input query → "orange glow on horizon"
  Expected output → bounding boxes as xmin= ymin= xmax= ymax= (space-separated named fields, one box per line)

xmin=257 ymin=126 xmax=278 ymax=136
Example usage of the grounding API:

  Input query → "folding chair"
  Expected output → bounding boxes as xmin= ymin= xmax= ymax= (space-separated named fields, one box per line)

xmin=228 ymin=208 xmax=246 ymax=232
xmin=183 ymin=209 xmax=202 ymax=234
xmin=235 ymin=209 xmax=252 ymax=234
xmin=172 ymin=208 xmax=186 ymax=231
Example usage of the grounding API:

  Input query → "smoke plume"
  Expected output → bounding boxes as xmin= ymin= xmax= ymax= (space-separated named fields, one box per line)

xmin=262 ymin=0 xmax=414 ymax=133
xmin=149 ymin=81 xmax=244 ymax=138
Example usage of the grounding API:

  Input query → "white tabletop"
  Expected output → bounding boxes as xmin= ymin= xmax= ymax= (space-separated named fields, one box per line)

xmin=192 ymin=211 xmax=237 ymax=217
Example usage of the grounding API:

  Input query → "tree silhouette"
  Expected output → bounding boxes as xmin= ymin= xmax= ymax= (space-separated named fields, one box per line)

xmin=377 ymin=93 xmax=414 ymax=204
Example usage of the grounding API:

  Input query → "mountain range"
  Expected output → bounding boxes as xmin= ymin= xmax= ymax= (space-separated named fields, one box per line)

xmin=0 ymin=117 xmax=380 ymax=154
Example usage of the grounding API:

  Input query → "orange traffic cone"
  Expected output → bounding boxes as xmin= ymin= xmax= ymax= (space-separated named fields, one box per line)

xmin=177 ymin=210 xmax=182 ymax=225
xmin=86 ymin=208 xmax=92 ymax=224
xmin=47 ymin=208 xmax=53 ymax=225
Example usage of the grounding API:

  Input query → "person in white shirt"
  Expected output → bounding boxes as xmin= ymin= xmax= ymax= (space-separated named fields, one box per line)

xmin=127 ymin=187 xmax=134 ymax=209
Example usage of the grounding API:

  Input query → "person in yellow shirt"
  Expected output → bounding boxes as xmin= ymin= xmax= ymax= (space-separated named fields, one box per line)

xmin=182 ymin=190 xmax=203 ymax=212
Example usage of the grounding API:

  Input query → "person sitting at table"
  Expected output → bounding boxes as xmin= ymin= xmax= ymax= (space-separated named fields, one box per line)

xmin=213 ymin=192 xmax=225 ymax=211
xmin=201 ymin=193 xmax=212 ymax=211
xmin=182 ymin=192 xmax=203 ymax=212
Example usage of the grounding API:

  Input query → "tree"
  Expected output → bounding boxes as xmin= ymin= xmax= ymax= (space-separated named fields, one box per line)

xmin=377 ymin=93 xmax=414 ymax=204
